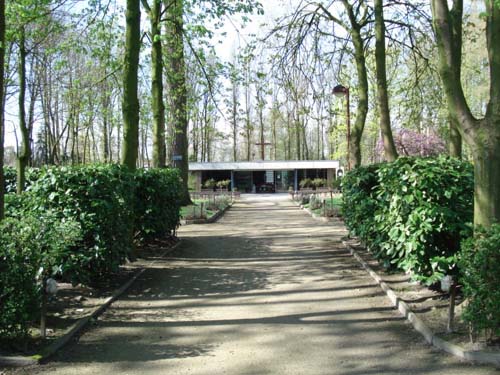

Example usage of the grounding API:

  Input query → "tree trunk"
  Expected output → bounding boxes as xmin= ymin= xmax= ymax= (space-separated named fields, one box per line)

xmin=0 ymin=0 xmax=5 ymax=220
xmin=165 ymin=0 xmax=190 ymax=203
xmin=345 ymin=13 xmax=368 ymax=168
xmin=432 ymin=0 xmax=500 ymax=227
xmin=374 ymin=0 xmax=398 ymax=162
xmin=17 ymin=28 xmax=31 ymax=194
xmin=149 ymin=0 xmax=166 ymax=167
xmin=121 ymin=0 xmax=141 ymax=170
xmin=449 ymin=117 xmax=462 ymax=158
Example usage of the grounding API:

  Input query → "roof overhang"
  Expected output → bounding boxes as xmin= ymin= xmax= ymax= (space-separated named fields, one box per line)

xmin=189 ymin=160 xmax=340 ymax=171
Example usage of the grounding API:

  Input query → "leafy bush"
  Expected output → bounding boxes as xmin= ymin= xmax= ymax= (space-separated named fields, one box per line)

xmin=203 ymin=178 xmax=216 ymax=189
xmin=342 ymin=164 xmax=380 ymax=244
xmin=459 ymin=225 xmax=500 ymax=340
xmin=3 ymin=166 xmax=41 ymax=194
xmin=216 ymin=179 xmax=231 ymax=190
xmin=309 ymin=194 xmax=322 ymax=210
xmin=299 ymin=178 xmax=312 ymax=189
xmin=24 ymin=164 xmax=135 ymax=284
xmin=343 ymin=157 xmax=473 ymax=284
xmin=0 ymin=212 xmax=81 ymax=340
xmin=134 ymin=168 xmax=181 ymax=240
xmin=311 ymin=178 xmax=326 ymax=188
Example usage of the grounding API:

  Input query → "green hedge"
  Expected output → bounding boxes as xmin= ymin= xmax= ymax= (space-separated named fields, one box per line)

xmin=1 ymin=164 xmax=182 ymax=339
xmin=133 ymin=168 xmax=182 ymax=241
xmin=0 ymin=214 xmax=80 ymax=340
xmin=342 ymin=157 xmax=473 ymax=284
xmin=20 ymin=164 xmax=135 ymax=284
xmin=460 ymin=224 xmax=500 ymax=338
xmin=3 ymin=166 xmax=41 ymax=194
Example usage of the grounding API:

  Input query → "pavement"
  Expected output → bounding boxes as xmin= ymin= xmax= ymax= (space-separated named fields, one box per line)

xmin=6 ymin=194 xmax=498 ymax=374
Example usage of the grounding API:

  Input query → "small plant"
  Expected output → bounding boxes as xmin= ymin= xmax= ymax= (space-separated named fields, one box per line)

xmin=216 ymin=179 xmax=231 ymax=190
xmin=203 ymin=178 xmax=216 ymax=190
xmin=459 ymin=224 xmax=500 ymax=342
xmin=309 ymin=194 xmax=322 ymax=210
xmin=299 ymin=178 xmax=312 ymax=189
xmin=311 ymin=178 xmax=326 ymax=189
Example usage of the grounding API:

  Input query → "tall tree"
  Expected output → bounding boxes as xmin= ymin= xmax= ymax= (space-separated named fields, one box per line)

xmin=165 ymin=0 xmax=190 ymax=203
xmin=16 ymin=26 xmax=30 ymax=193
xmin=0 ymin=0 xmax=5 ymax=220
xmin=432 ymin=0 xmax=500 ymax=227
xmin=121 ymin=0 xmax=141 ymax=170
xmin=142 ymin=0 xmax=166 ymax=167
xmin=374 ymin=0 xmax=398 ymax=162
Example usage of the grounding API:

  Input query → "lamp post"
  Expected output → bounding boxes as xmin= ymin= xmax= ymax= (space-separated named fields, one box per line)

xmin=333 ymin=84 xmax=351 ymax=171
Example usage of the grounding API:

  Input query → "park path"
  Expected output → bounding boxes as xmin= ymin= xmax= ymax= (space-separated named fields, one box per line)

xmin=11 ymin=195 xmax=497 ymax=375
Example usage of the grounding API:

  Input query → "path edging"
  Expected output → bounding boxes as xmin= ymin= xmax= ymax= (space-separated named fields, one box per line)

xmin=0 ymin=240 xmax=183 ymax=368
xmin=343 ymin=240 xmax=500 ymax=368
xmin=181 ymin=203 xmax=233 ymax=225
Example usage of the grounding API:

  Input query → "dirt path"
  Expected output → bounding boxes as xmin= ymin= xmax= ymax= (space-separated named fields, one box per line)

xmin=9 ymin=195 xmax=497 ymax=374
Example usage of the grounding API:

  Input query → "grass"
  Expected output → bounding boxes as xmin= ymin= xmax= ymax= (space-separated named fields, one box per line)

xmin=181 ymin=197 xmax=231 ymax=220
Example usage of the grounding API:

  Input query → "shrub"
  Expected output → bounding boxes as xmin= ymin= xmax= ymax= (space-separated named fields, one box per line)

xmin=216 ymin=179 xmax=231 ymax=190
xmin=341 ymin=164 xmax=380 ymax=244
xmin=24 ymin=164 xmax=135 ymax=284
xmin=459 ymin=225 xmax=500 ymax=340
xmin=299 ymin=178 xmax=312 ymax=189
xmin=311 ymin=178 xmax=326 ymax=189
xmin=203 ymin=178 xmax=216 ymax=189
xmin=3 ymin=166 xmax=41 ymax=194
xmin=309 ymin=194 xmax=322 ymax=210
xmin=134 ymin=168 xmax=181 ymax=241
xmin=0 ymin=212 xmax=81 ymax=340
xmin=343 ymin=157 xmax=473 ymax=284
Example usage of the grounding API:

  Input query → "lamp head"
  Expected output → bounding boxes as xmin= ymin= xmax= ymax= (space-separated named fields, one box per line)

xmin=333 ymin=85 xmax=348 ymax=97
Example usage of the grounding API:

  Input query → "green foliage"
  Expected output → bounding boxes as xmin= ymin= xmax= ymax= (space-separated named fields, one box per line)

xmin=341 ymin=163 xmax=380 ymax=244
xmin=343 ymin=157 xmax=473 ymax=284
xmin=0 ymin=213 xmax=81 ymax=340
xmin=216 ymin=179 xmax=231 ymax=189
xmin=24 ymin=164 xmax=135 ymax=284
xmin=203 ymin=178 xmax=216 ymax=189
xmin=299 ymin=178 xmax=312 ymax=189
xmin=309 ymin=194 xmax=322 ymax=210
xmin=311 ymin=178 xmax=326 ymax=188
xmin=2 ymin=166 xmax=41 ymax=194
xmin=133 ymin=168 xmax=182 ymax=241
xmin=459 ymin=225 xmax=500 ymax=339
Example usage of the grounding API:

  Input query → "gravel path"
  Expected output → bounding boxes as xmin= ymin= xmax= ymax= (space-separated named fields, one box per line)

xmin=8 ymin=194 xmax=498 ymax=374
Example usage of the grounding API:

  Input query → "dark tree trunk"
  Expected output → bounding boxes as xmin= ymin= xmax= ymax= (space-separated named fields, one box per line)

xmin=121 ymin=0 xmax=141 ymax=170
xmin=374 ymin=0 xmax=398 ymax=162
xmin=165 ymin=0 xmax=190 ymax=203
xmin=0 ymin=0 xmax=5 ymax=220
xmin=17 ymin=28 xmax=31 ymax=193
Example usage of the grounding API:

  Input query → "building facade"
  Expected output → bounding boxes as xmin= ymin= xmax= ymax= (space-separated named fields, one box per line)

xmin=189 ymin=160 xmax=341 ymax=192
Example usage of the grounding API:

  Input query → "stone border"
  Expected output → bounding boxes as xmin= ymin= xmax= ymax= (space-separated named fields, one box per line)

xmin=343 ymin=241 xmax=500 ymax=368
xmin=0 ymin=240 xmax=183 ymax=368
xmin=181 ymin=203 xmax=233 ymax=225
xmin=289 ymin=197 xmax=333 ymax=223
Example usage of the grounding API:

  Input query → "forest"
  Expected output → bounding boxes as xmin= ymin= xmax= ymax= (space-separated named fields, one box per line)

xmin=0 ymin=0 xmax=499 ymax=222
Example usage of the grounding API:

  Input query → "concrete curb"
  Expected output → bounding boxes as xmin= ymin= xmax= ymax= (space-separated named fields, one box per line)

xmin=290 ymin=199 xmax=334 ymax=223
xmin=343 ymin=240 xmax=500 ymax=368
xmin=0 ymin=240 xmax=183 ymax=368
xmin=181 ymin=203 xmax=233 ymax=225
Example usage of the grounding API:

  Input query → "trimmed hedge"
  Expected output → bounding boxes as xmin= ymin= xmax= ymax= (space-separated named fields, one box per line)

xmin=134 ymin=168 xmax=182 ymax=241
xmin=0 ymin=214 xmax=80 ymax=339
xmin=342 ymin=157 xmax=473 ymax=284
xmin=1 ymin=164 xmax=182 ymax=340
xmin=3 ymin=166 xmax=41 ymax=194
xmin=460 ymin=224 xmax=500 ymax=339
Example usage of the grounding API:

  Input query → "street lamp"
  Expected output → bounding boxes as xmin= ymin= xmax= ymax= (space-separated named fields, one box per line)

xmin=333 ymin=84 xmax=351 ymax=171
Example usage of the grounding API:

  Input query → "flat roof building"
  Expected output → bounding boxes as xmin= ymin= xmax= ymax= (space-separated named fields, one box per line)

xmin=189 ymin=160 xmax=341 ymax=193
